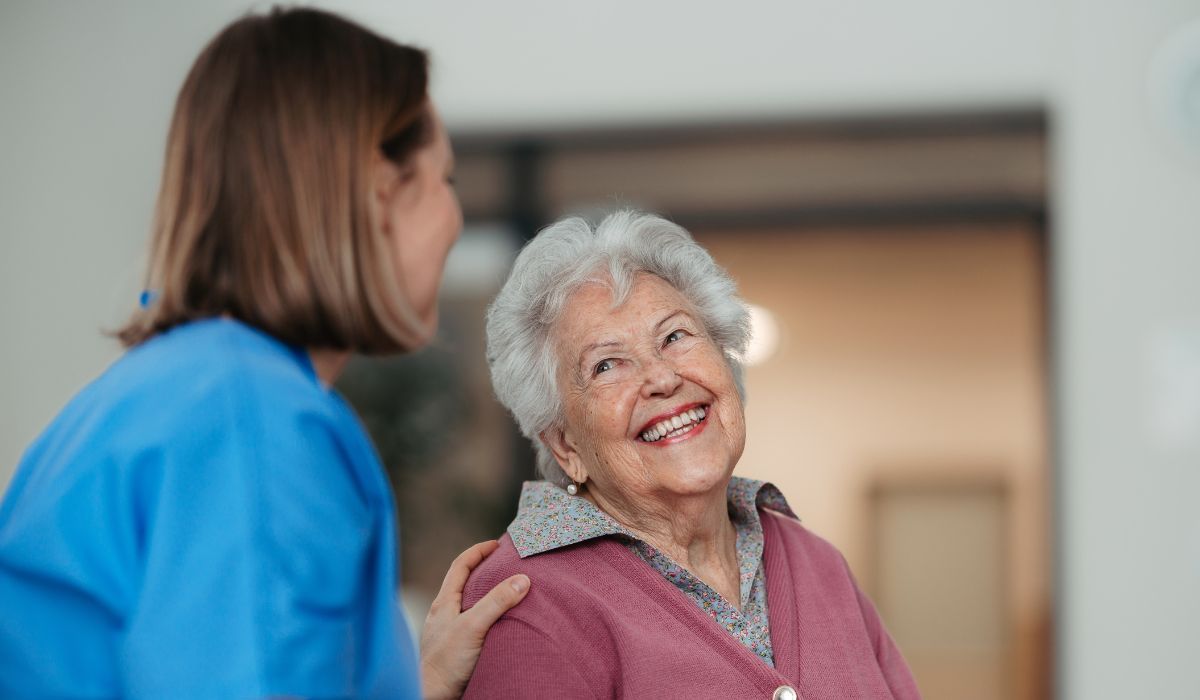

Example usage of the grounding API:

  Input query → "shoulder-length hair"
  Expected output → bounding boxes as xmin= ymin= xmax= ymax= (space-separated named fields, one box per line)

xmin=118 ymin=7 xmax=432 ymax=352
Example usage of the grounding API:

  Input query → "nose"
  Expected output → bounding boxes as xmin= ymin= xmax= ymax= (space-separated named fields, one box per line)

xmin=640 ymin=355 xmax=683 ymax=398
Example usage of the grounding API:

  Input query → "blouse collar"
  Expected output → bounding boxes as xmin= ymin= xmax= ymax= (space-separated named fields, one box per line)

xmin=507 ymin=476 xmax=797 ymax=559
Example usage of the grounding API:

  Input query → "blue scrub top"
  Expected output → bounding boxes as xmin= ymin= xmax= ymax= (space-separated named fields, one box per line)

xmin=0 ymin=319 xmax=421 ymax=699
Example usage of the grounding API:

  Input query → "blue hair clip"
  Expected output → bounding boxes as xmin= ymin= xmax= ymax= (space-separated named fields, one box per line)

xmin=139 ymin=289 xmax=160 ymax=309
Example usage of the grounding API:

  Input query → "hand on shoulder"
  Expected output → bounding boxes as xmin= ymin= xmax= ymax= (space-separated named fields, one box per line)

xmin=420 ymin=540 xmax=530 ymax=700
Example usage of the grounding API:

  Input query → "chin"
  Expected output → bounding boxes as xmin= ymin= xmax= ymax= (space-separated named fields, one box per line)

xmin=665 ymin=462 xmax=734 ymax=496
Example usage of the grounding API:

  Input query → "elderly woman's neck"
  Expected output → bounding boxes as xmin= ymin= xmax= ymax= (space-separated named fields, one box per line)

xmin=586 ymin=487 xmax=737 ymax=572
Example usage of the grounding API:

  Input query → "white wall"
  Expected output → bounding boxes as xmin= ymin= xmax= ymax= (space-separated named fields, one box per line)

xmin=329 ymin=0 xmax=1055 ymax=130
xmin=1054 ymin=1 xmax=1200 ymax=698
xmin=2 ymin=1 xmax=1198 ymax=697
xmin=0 ymin=3 xmax=244 ymax=486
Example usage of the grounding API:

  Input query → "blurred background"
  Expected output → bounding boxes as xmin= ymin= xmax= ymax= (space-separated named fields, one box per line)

xmin=2 ymin=1 xmax=1198 ymax=698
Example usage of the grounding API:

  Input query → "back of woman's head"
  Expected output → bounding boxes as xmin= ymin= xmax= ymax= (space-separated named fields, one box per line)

xmin=119 ymin=7 xmax=431 ymax=352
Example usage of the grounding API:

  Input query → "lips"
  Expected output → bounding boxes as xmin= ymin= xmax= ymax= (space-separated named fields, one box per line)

xmin=637 ymin=403 xmax=709 ymax=443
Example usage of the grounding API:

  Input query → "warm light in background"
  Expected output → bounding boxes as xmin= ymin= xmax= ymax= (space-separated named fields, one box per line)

xmin=743 ymin=303 xmax=781 ymax=366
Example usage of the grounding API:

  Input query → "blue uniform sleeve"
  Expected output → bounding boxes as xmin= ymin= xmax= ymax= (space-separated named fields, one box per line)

xmin=117 ymin=378 xmax=411 ymax=699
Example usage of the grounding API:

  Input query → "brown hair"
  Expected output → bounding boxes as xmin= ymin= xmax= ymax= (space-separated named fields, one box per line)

xmin=117 ymin=7 xmax=432 ymax=352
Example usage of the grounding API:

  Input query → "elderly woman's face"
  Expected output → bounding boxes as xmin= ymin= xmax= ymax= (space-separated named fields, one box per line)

xmin=547 ymin=273 xmax=746 ymax=504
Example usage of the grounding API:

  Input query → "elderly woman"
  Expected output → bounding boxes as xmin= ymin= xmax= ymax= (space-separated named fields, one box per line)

xmin=462 ymin=211 xmax=920 ymax=699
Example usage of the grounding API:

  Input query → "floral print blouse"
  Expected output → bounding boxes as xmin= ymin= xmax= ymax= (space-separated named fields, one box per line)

xmin=507 ymin=477 xmax=797 ymax=667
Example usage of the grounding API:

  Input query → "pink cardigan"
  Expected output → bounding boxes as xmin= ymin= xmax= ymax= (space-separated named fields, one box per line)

xmin=462 ymin=509 xmax=920 ymax=699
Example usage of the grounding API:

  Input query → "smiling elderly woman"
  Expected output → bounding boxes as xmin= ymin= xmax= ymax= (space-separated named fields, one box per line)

xmin=462 ymin=211 xmax=920 ymax=699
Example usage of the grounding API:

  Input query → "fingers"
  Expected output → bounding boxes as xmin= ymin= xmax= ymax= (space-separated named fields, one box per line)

xmin=432 ymin=540 xmax=501 ymax=612
xmin=419 ymin=545 xmax=530 ymax=698
xmin=460 ymin=573 xmax=530 ymax=638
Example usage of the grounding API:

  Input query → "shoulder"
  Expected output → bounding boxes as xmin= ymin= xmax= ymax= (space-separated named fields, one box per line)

xmin=96 ymin=319 xmax=341 ymax=441
xmin=762 ymin=509 xmax=853 ymax=572
xmin=462 ymin=542 xmax=601 ymax=698
xmin=123 ymin=322 xmax=380 ymax=503
xmin=14 ymin=319 xmax=361 ymax=507
xmin=122 ymin=319 xmax=322 ymax=404
xmin=462 ymin=535 xmax=622 ymax=624
xmin=462 ymin=535 xmax=534 ymax=610
xmin=762 ymin=509 xmax=839 ymax=554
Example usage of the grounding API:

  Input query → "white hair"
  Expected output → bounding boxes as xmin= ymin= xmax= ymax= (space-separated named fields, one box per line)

xmin=485 ymin=210 xmax=751 ymax=485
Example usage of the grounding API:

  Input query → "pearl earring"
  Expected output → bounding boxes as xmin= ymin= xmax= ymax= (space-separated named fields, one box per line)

xmin=566 ymin=482 xmax=579 ymax=496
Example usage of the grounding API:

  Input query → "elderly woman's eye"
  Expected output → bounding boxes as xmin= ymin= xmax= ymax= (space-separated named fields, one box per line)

xmin=594 ymin=359 xmax=616 ymax=375
xmin=665 ymin=329 xmax=689 ymax=345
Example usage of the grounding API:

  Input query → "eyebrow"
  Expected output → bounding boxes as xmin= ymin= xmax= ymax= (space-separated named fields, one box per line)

xmin=576 ymin=340 xmax=623 ymax=375
xmin=654 ymin=309 xmax=691 ymax=333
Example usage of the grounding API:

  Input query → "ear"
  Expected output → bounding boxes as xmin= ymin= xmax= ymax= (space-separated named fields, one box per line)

xmin=369 ymin=152 xmax=404 ymax=236
xmin=539 ymin=426 xmax=589 ymax=484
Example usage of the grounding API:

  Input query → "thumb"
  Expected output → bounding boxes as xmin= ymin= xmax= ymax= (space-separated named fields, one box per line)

xmin=461 ymin=574 xmax=530 ymax=640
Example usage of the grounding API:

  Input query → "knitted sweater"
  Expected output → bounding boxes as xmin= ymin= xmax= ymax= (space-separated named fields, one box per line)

xmin=462 ymin=508 xmax=921 ymax=699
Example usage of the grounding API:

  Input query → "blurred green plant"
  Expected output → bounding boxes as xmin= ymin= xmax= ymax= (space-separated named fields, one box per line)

xmin=335 ymin=343 xmax=522 ymax=590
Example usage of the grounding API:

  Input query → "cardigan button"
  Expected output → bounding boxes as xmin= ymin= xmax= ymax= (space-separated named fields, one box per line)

xmin=772 ymin=686 xmax=798 ymax=700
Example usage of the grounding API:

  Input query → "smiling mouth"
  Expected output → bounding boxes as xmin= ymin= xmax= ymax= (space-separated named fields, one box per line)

xmin=638 ymin=404 xmax=709 ymax=443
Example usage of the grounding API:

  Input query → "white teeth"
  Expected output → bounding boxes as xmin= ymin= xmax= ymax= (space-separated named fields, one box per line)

xmin=639 ymin=406 xmax=709 ymax=442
